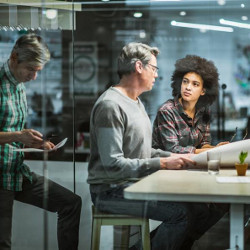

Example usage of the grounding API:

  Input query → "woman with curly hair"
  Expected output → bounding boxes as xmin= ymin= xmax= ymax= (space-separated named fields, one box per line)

xmin=152 ymin=55 xmax=228 ymax=154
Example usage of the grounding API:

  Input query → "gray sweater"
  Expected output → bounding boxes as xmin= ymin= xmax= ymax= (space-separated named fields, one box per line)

xmin=87 ymin=87 xmax=170 ymax=191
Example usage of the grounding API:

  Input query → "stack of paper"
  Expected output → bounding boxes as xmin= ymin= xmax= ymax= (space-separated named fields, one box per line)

xmin=192 ymin=139 xmax=250 ymax=167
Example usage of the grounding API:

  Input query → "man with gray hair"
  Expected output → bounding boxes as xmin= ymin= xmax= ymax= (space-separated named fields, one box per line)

xmin=88 ymin=42 xmax=225 ymax=249
xmin=0 ymin=34 xmax=81 ymax=250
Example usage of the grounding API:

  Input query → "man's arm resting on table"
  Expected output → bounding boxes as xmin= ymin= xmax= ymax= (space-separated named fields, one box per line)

xmin=160 ymin=154 xmax=196 ymax=170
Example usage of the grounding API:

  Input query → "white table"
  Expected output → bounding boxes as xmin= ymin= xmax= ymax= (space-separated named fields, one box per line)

xmin=124 ymin=169 xmax=250 ymax=250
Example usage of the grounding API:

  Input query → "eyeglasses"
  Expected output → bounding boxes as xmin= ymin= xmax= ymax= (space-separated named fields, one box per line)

xmin=147 ymin=63 xmax=159 ymax=73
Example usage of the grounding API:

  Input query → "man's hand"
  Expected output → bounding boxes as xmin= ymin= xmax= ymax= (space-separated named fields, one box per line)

xmin=18 ymin=129 xmax=44 ymax=148
xmin=42 ymin=141 xmax=55 ymax=150
xmin=160 ymin=155 xmax=196 ymax=170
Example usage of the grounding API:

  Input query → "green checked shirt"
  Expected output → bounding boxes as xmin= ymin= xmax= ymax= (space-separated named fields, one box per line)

xmin=0 ymin=61 xmax=32 ymax=191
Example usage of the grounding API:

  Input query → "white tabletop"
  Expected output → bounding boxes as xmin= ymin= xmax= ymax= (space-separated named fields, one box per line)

xmin=124 ymin=169 xmax=250 ymax=204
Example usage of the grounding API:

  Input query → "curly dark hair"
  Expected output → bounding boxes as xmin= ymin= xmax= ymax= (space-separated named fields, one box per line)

xmin=171 ymin=55 xmax=219 ymax=107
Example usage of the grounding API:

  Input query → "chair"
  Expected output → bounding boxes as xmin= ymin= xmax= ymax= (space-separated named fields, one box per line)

xmin=91 ymin=205 xmax=150 ymax=250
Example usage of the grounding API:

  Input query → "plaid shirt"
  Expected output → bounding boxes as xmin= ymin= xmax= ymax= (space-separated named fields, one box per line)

xmin=152 ymin=97 xmax=211 ymax=153
xmin=0 ymin=61 xmax=32 ymax=191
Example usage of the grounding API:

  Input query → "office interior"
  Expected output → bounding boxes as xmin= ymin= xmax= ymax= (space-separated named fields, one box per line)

xmin=1 ymin=0 xmax=250 ymax=249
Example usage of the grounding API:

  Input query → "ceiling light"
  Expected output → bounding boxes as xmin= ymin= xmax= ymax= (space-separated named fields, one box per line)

xmin=150 ymin=0 xmax=180 ymax=2
xmin=241 ymin=3 xmax=245 ymax=8
xmin=139 ymin=30 xmax=146 ymax=38
xmin=101 ymin=0 xmax=110 ymax=2
xmin=45 ymin=9 xmax=57 ymax=20
xmin=217 ymin=0 xmax=226 ymax=6
xmin=180 ymin=11 xmax=186 ymax=16
xmin=241 ymin=16 xmax=248 ymax=21
xmin=220 ymin=18 xmax=250 ymax=29
xmin=171 ymin=21 xmax=234 ymax=32
xmin=134 ymin=12 xmax=143 ymax=18
xmin=200 ymin=29 xmax=207 ymax=33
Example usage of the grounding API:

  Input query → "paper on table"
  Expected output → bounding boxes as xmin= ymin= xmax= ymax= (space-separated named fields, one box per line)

xmin=13 ymin=138 xmax=68 ymax=152
xmin=216 ymin=176 xmax=250 ymax=183
xmin=191 ymin=139 xmax=250 ymax=167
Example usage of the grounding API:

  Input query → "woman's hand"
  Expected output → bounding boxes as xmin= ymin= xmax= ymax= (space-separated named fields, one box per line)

xmin=216 ymin=141 xmax=229 ymax=147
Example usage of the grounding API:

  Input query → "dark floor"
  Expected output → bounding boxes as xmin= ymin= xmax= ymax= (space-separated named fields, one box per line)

xmin=193 ymin=212 xmax=250 ymax=250
xmin=193 ymin=214 xmax=230 ymax=250
xmin=127 ymin=213 xmax=250 ymax=250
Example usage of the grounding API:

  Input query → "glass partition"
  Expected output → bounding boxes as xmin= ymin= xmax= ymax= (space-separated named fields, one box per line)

xmin=0 ymin=0 xmax=250 ymax=249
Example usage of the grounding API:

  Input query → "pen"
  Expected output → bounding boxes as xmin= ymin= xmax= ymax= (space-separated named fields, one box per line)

xmin=243 ymin=128 xmax=248 ymax=140
xmin=230 ymin=127 xmax=237 ymax=143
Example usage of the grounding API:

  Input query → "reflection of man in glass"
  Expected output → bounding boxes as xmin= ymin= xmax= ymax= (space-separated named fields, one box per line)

xmin=88 ymin=42 xmax=225 ymax=249
xmin=0 ymin=34 xmax=81 ymax=250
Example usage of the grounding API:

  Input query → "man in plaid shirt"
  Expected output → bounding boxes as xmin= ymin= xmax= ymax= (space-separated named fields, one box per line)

xmin=0 ymin=34 xmax=81 ymax=250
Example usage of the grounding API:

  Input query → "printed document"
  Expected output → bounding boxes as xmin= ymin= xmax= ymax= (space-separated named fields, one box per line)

xmin=13 ymin=138 xmax=68 ymax=152
xmin=191 ymin=139 xmax=250 ymax=167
